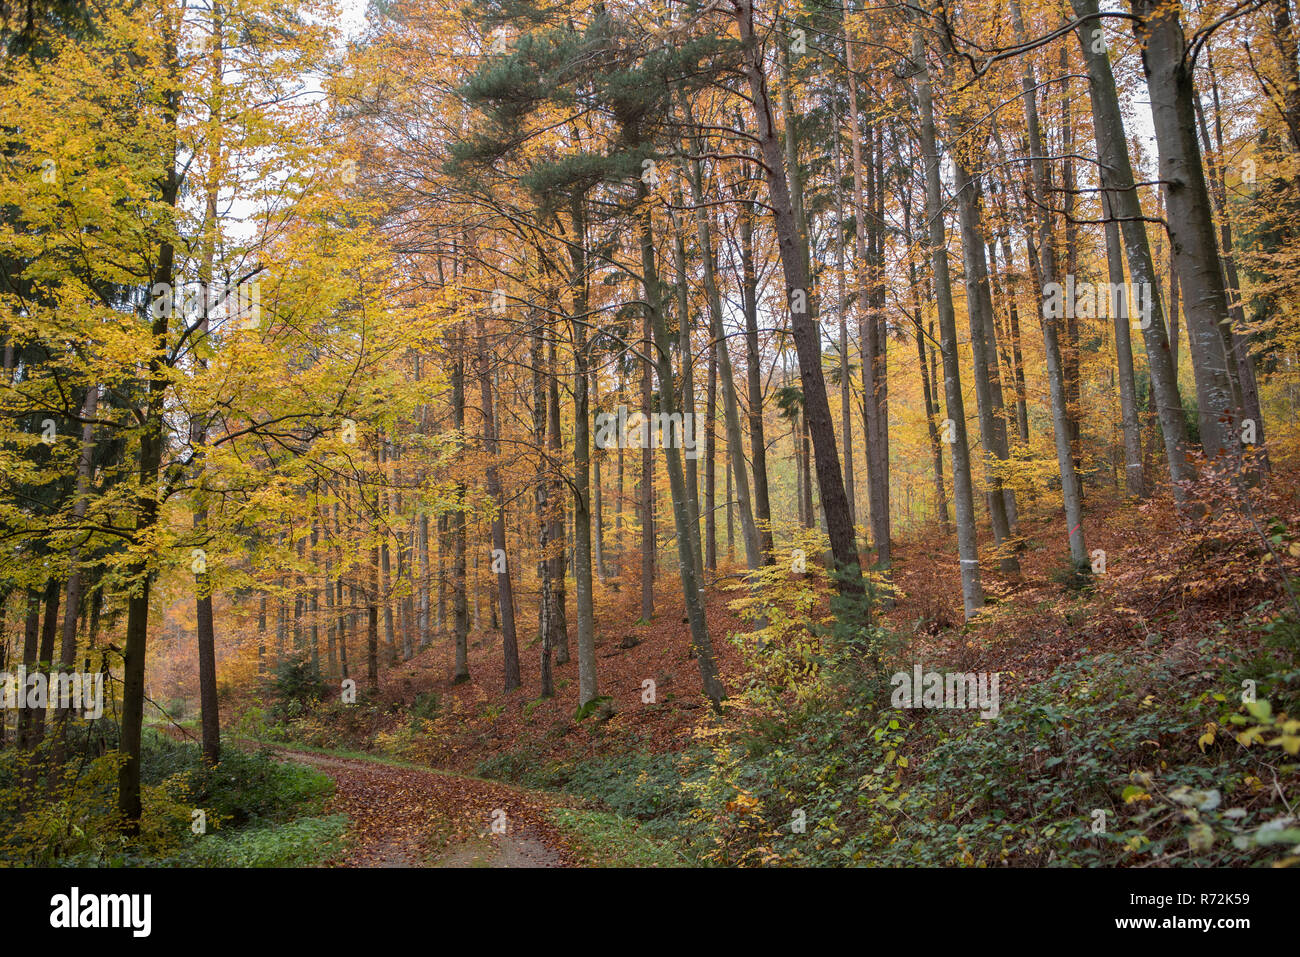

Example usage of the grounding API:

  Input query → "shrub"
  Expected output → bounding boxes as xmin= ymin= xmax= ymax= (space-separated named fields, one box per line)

xmin=170 ymin=814 xmax=347 ymax=867
xmin=268 ymin=656 xmax=327 ymax=721
xmin=680 ymin=622 xmax=1300 ymax=867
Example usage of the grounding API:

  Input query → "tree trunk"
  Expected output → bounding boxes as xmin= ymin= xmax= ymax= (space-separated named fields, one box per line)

xmin=1009 ymin=0 xmax=1087 ymax=565
xmin=1129 ymin=0 xmax=1243 ymax=462
xmin=548 ymin=333 xmax=570 ymax=665
xmin=51 ymin=385 xmax=98 ymax=767
xmin=845 ymin=18 xmax=890 ymax=573
xmin=451 ymin=343 xmax=470 ymax=683
xmin=704 ymin=311 xmax=717 ymax=570
xmin=637 ymin=190 xmax=725 ymax=707
xmin=737 ymin=199 xmax=774 ymax=562
xmin=735 ymin=0 xmax=862 ymax=596
xmin=913 ymin=26 xmax=984 ymax=617
xmin=953 ymin=160 xmax=1020 ymax=574
xmin=639 ymin=298 xmax=656 ymax=621
xmin=1070 ymin=0 xmax=1194 ymax=492
xmin=1195 ymin=64 xmax=1269 ymax=471
xmin=120 ymin=143 xmax=177 ymax=828
xmin=831 ymin=98 xmax=855 ymax=527
xmin=1103 ymin=192 xmax=1146 ymax=497
xmin=684 ymin=134 xmax=764 ymax=569
xmin=532 ymin=322 xmax=554 ymax=697
xmin=475 ymin=313 xmax=521 ymax=691
xmin=566 ymin=196 xmax=597 ymax=704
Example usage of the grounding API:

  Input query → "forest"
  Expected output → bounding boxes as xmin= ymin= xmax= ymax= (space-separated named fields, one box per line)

xmin=0 ymin=0 xmax=1298 ymax=877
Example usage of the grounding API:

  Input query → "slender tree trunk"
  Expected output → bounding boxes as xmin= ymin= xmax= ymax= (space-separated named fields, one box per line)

xmin=592 ymin=369 xmax=606 ymax=581
xmin=532 ymin=323 xmax=554 ymax=697
xmin=0 ymin=590 xmax=8 ymax=747
xmin=904 ymin=199 xmax=951 ymax=531
xmin=1060 ymin=52 xmax=1084 ymax=479
xmin=566 ymin=197 xmax=597 ymax=704
xmin=913 ymin=25 xmax=985 ymax=615
xmin=548 ymin=333 xmax=570 ymax=665
xmin=1103 ymin=193 xmax=1146 ymax=497
xmin=324 ymin=545 xmax=337 ymax=680
xmin=29 ymin=577 xmax=60 ymax=751
xmin=640 ymin=299 xmax=656 ymax=621
xmin=845 ymin=20 xmax=890 ymax=572
xmin=736 ymin=0 xmax=862 ymax=595
xmin=704 ymin=314 xmax=717 ymax=571
xmin=637 ymin=190 xmax=725 ymax=707
xmin=120 ymin=127 xmax=178 ymax=828
xmin=1195 ymin=65 xmax=1269 ymax=470
xmin=832 ymin=99 xmax=855 ymax=527
xmin=16 ymin=588 xmax=40 ymax=749
xmin=191 ymin=5 xmax=223 ymax=767
xmin=1070 ymin=0 xmax=1194 ymax=491
xmin=51 ymin=385 xmax=98 ymax=767
xmin=451 ymin=343 xmax=470 ymax=683
xmin=737 ymin=200 xmax=774 ymax=562
xmin=685 ymin=134 xmax=764 ymax=569
xmin=953 ymin=160 xmax=1020 ymax=574
xmin=476 ymin=313 xmax=521 ymax=691
xmin=368 ymin=445 xmax=381 ymax=694
xmin=671 ymin=196 xmax=702 ymax=575
xmin=1009 ymin=0 xmax=1087 ymax=565
xmin=995 ymin=227 xmax=1032 ymax=445
xmin=1129 ymin=0 xmax=1243 ymax=462
xmin=378 ymin=445 xmax=397 ymax=665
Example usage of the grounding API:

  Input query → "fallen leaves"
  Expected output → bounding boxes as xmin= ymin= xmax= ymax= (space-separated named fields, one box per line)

xmin=267 ymin=748 xmax=580 ymax=868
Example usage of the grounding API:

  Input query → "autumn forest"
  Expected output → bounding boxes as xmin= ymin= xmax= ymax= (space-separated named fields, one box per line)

xmin=1 ymin=0 xmax=1299 ymax=885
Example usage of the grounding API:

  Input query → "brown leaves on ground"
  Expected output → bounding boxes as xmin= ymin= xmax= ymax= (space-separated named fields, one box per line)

xmin=887 ymin=451 xmax=1300 ymax=696
xmin=269 ymin=747 xmax=581 ymax=867
xmin=359 ymin=572 xmax=749 ymax=774
xmin=221 ymin=455 xmax=1299 ymax=859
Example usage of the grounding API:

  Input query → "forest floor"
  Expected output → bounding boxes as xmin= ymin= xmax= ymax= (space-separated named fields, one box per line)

xmin=272 ymin=467 xmax=1293 ymax=773
xmin=260 ymin=745 xmax=579 ymax=867
xmin=226 ymin=450 xmax=1300 ymax=778
xmin=215 ymin=449 xmax=1300 ymax=866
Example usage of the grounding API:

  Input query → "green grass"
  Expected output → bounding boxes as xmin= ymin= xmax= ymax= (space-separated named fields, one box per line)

xmin=167 ymin=814 xmax=348 ymax=867
xmin=551 ymin=807 xmax=688 ymax=868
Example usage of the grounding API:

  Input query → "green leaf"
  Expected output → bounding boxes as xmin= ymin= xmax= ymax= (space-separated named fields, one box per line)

xmin=1246 ymin=699 xmax=1273 ymax=721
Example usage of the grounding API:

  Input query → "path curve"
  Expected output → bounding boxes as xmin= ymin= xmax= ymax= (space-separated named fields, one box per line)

xmin=267 ymin=747 xmax=577 ymax=868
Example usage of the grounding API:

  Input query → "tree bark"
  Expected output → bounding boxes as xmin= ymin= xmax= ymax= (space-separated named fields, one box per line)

xmin=735 ymin=0 xmax=862 ymax=596
xmin=637 ymin=190 xmax=725 ymax=707
xmin=1070 ymin=0 xmax=1194 ymax=492
xmin=1129 ymin=0 xmax=1243 ymax=461
xmin=913 ymin=26 xmax=984 ymax=617
xmin=476 ymin=313 xmax=520 ymax=691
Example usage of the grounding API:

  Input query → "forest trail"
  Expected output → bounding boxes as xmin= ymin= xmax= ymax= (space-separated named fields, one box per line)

xmin=264 ymin=747 xmax=578 ymax=868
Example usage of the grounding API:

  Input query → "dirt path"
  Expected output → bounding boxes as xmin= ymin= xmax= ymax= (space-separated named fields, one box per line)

xmin=267 ymin=747 xmax=579 ymax=868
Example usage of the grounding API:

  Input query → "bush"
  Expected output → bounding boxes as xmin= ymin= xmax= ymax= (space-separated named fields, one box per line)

xmin=680 ymin=619 xmax=1300 ymax=867
xmin=478 ymin=743 xmax=706 ymax=849
xmin=0 ymin=726 xmax=337 ymax=866
xmin=268 ymin=656 xmax=327 ymax=721
xmin=139 ymin=732 xmax=332 ymax=828
xmin=550 ymin=807 xmax=684 ymax=867
xmin=410 ymin=691 xmax=441 ymax=721
xmin=168 ymin=814 xmax=347 ymax=867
